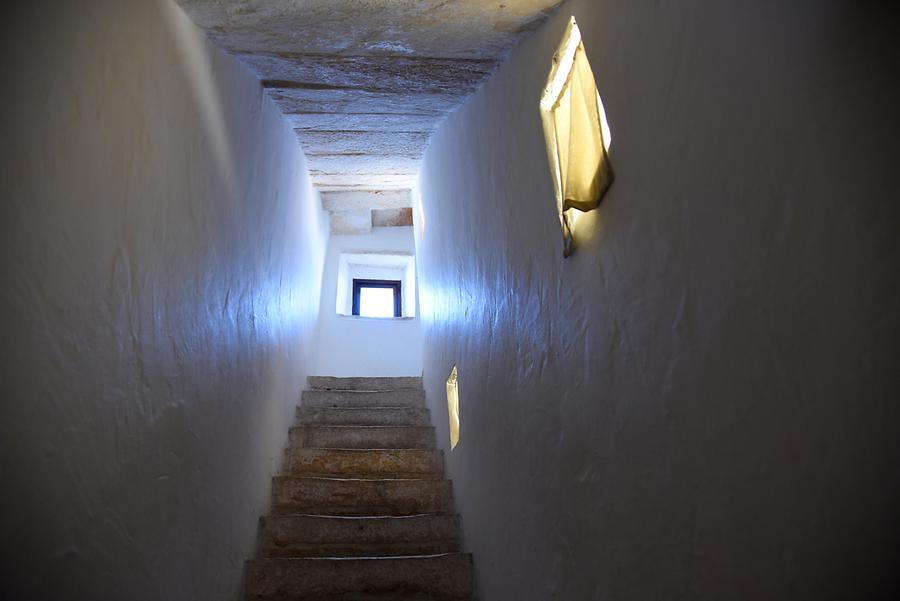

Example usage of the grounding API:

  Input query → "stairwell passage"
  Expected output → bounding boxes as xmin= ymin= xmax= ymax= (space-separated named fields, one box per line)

xmin=245 ymin=376 xmax=473 ymax=601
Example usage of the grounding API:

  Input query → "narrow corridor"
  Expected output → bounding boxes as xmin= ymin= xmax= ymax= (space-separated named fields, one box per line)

xmin=2 ymin=2 xmax=898 ymax=600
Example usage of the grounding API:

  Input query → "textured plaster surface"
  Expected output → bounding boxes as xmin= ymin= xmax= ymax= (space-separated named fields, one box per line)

xmin=175 ymin=0 xmax=563 ymax=193
xmin=324 ymin=190 xmax=414 ymax=233
xmin=314 ymin=227 xmax=423 ymax=377
xmin=373 ymin=208 xmax=414 ymax=228
xmin=322 ymin=190 xmax=414 ymax=212
xmin=0 ymin=1 xmax=329 ymax=599
xmin=330 ymin=209 xmax=374 ymax=235
xmin=415 ymin=2 xmax=900 ymax=600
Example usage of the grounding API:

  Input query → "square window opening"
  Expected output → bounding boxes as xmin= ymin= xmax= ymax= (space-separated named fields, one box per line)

xmin=352 ymin=279 xmax=402 ymax=318
xmin=335 ymin=252 xmax=416 ymax=318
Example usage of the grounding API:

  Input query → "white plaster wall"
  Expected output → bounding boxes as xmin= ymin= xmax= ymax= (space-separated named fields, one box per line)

xmin=314 ymin=227 xmax=423 ymax=377
xmin=0 ymin=1 xmax=329 ymax=599
xmin=416 ymin=2 xmax=900 ymax=599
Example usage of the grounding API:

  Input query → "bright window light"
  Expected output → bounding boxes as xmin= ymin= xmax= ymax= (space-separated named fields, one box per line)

xmin=352 ymin=279 xmax=401 ymax=318
xmin=359 ymin=287 xmax=395 ymax=318
xmin=540 ymin=16 xmax=614 ymax=257
xmin=336 ymin=253 xmax=416 ymax=317
xmin=446 ymin=366 xmax=460 ymax=450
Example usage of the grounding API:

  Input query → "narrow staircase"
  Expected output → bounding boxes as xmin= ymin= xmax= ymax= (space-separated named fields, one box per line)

xmin=246 ymin=376 xmax=473 ymax=601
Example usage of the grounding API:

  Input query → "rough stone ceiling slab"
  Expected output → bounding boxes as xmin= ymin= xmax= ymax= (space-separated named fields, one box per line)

xmin=321 ymin=190 xmax=413 ymax=212
xmin=176 ymin=0 xmax=563 ymax=191
xmin=374 ymin=208 xmax=414 ymax=228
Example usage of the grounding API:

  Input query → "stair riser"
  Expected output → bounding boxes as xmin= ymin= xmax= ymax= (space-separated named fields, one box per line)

xmin=290 ymin=426 xmax=436 ymax=449
xmin=246 ymin=554 xmax=473 ymax=601
xmin=272 ymin=478 xmax=454 ymax=516
xmin=262 ymin=541 xmax=460 ymax=558
xmin=308 ymin=376 xmax=423 ymax=391
xmin=297 ymin=407 xmax=431 ymax=427
xmin=301 ymin=389 xmax=425 ymax=408
xmin=285 ymin=449 xmax=443 ymax=477
xmin=259 ymin=514 xmax=461 ymax=558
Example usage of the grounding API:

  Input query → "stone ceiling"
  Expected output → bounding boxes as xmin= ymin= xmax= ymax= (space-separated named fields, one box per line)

xmin=176 ymin=0 xmax=563 ymax=232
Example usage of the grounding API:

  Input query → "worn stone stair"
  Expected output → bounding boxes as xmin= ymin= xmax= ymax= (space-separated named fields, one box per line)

xmin=285 ymin=448 xmax=444 ymax=478
xmin=289 ymin=425 xmax=436 ymax=449
xmin=297 ymin=405 xmax=433 ymax=427
xmin=246 ymin=376 xmax=473 ymax=601
xmin=301 ymin=388 xmax=426 ymax=408
xmin=259 ymin=514 xmax=461 ymax=558
xmin=271 ymin=476 xmax=456 ymax=516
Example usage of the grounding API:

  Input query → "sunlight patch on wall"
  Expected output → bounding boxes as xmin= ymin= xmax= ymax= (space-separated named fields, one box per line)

xmin=540 ymin=16 xmax=613 ymax=257
xmin=446 ymin=365 xmax=460 ymax=450
xmin=414 ymin=187 xmax=426 ymax=241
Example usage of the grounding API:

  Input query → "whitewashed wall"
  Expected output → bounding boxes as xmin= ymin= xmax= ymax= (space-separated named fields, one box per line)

xmin=415 ymin=2 xmax=900 ymax=599
xmin=0 ymin=1 xmax=329 ymax=599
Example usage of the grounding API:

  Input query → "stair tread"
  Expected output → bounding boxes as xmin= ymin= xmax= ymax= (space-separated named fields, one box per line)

xmin=263 ymin=512 xmax=454 ymax=518
xmin=304 ymin=390 xmax=422 ymax=396
xmin=261 ymin=512 xmax=461 ymax=526
xmin=297 ymin=406 xmax=432 ymax=426
xmin=275 ymin=475 xmax=447 ymax=482
xmin=249 ymin=381 xmax=468 ymax=599
xmin=272 ymin=476 xmax=454 ymax=516
xmin=290 ymin=425 xmax=436 ymax=450
xmin=293 ymin=425 xmax=435 ymax=429
xmin=246 ymin=553 xmax=472 ymax=601
xmin=308 ymin=376 xmax=423 ymax=391
xmin=300 ymin=406 xmax=428 ymax=411
xmin=290 ymin=446 xmax=432 ymax=450
xmin=259 ymin=513 xmax=462 ymax=558
xmin=286 ymin=448 xmax=441 ymax=453
xmin=301 ymin=389 xmax=426 ymax=409
xmin=285 ymin=448 xmax=442 ymax=477
xmin=251 ymin=552 xmax=468 ymax=561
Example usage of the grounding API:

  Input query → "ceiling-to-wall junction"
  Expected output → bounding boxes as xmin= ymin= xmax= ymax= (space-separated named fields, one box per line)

xmin=176 ymin=0 xmax=563 ymax=231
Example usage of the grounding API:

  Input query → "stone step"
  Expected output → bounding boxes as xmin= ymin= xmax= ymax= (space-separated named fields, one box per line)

xmin=301 ymin=388 xmax=425 ymax=408
xmin=308 ymin=376 xmax=423 ymax=391
xmin=258 ymin=513 xmax=461 ymax=558
xmin=245 ymin=553 xmax=472 ymax=601
xmin=285 ymin=448 xmax=443 ymax=478
xmin=297 ymin=405 xmax=431 ymax=427
xmin=289 ymin=425 xmax=436 ymax=449
xmin=272 ymin=477 xmax=454 ymax=516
